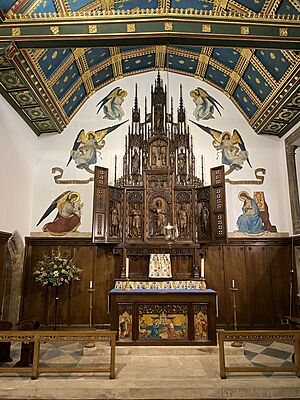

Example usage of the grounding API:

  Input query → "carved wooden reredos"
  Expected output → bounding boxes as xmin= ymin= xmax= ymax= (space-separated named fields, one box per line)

xmin=92 ymin=73 xmax=227 ymax=246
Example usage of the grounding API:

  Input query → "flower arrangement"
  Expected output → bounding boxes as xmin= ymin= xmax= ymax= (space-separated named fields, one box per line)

xmin=34 ymin=254 xmax=81 ymax=287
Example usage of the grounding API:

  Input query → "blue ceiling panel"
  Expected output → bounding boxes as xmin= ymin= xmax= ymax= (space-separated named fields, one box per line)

xmin=92 ymin=65 xmax=114 ymax=88
xmin=233 ymin=85 xmax=258 ymax=119
xmin=235 ymin=0 xmax=265 ymax=13
xmin=68 ymin=0 xmax=95 ymax=12
xmin=243 ymin=64 xmax=272 ymax=102
xmin=167 ymin=53 xmax=197 ymax=74
xmin=277 ymin=0 xmax=300 ymax=16
xmin=31 ymin=0 xmax=57 ymax=13
xmin=85 ymin=48 xmax=110 ymax=69
xmin=114 ymin=0 xmax=158 ymax=10
xmin=205 ymin=65 xmax=230 ymax=89
xmin=211 ymin=48 xmax=240 ymax=70
xmin=52 ymin=62 xmax=80 ymax=100
xmin=255 ymin=50 xmax=291 ymax=81
xmin=38 ymin=49 xmax=72 ymax=80
xmin=122 ymin=53 xmax=155 ymax=73
xmin=0 ymin=0 xmax=16 ymax=12
xmin=63 ymin=84 xmax=87 ymax=117
xmin=170 ymin=0 xmax=214 ymax=11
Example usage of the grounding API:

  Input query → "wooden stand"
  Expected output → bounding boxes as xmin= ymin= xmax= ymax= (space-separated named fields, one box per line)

xmin=85 ymin=288 xmax=96 ymax=348
xmin=230 ymin=287 xmax=243 ymax=347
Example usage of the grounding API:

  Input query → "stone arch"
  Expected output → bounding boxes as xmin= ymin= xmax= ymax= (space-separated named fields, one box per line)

xmin=2 ymin=230 xmax=24 ymax=325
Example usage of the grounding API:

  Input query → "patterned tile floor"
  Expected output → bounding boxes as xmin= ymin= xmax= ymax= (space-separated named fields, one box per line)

xmin=0 ymin=340 xmax=295 ymax=378
xmin=243 ymin=341 xmax=294 ymax=377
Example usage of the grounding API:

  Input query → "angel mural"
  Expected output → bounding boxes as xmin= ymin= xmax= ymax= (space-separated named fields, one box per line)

xmin=96 ymin=87 xmax=128 ymax=120
xmin=190 ymin=87 xmax=223 ymax=121
xmin=66 ymin=121 xmax=127 ymax=172
xmin=36 ymin=191 xmax=83 ymax=236
xmin=190 ymin=122 xmax=252 ymax=175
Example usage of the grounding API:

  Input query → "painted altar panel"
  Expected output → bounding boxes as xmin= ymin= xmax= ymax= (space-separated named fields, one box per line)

xmin=138 ymin=304 xmax=188 ymax=341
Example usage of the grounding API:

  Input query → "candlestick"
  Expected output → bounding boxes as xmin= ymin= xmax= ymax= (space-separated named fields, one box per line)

xmin=200 ymin=257 xmax=205 ymax=278
xmin=85 ymin=287 xmax=96 ymax=348
xmin=125 ymin=257 xmax=129 ymax=278
xmin=230 ymin=285 xmax=243 ymax=347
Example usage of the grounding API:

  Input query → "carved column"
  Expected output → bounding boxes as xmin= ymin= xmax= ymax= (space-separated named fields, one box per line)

xmin=286 ymin=141 xmax=300 ymax=234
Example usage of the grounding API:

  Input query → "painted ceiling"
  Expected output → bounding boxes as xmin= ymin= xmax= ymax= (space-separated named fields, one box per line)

xmin=0 ymin=0 xmax=299 ymax=136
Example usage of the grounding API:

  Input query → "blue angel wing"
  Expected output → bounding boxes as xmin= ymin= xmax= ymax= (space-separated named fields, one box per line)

xmin=206 ymin=93 xmax=224 ymax=116
xmin=232 ymin=129 xmax=252 ymax=168
xmin=66 ymin=129 xmax=85 ymax=166
xmin=190 ymin=120 xmax=223 ymax=143
xmin=96 ymin=87 xmax=120 ymax=114
xmin=36 ymin=191 xmax=71 ymax=226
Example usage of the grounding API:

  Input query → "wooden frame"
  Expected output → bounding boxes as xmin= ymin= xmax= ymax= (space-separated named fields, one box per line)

xmin=218 ymin=329 xmax=300 ymax=379
xmin=0 ymin=330 xmax=116 ymax=380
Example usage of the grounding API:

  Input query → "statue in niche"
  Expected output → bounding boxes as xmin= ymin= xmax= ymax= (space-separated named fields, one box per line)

xmin=177 ymin=205 xmax=189 ymax=237
xmin=150 ymin=199 xmax=167 ymax=236
xmin=130 ymin=204 xmax=142 ymax=238
xmin=132 ymin=149 xmax=140 ymax=174
xmin=151 ymin=141 xmax=167 ymax=168
xmin=178 ymin=148 xmax=186 ymax=175
xmin=110 ymin=205 xmax=120 ymax=237
xmin=200 ymin=204 xmax=210 ymax=237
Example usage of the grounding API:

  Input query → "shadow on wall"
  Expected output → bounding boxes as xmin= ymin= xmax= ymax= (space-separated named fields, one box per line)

xmin=2 ymin=231 xmax=24 ymax=325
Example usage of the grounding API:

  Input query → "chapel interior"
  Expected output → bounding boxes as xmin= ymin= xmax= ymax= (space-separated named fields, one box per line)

xmin=0 ymin=0 xmax=300 ymax=398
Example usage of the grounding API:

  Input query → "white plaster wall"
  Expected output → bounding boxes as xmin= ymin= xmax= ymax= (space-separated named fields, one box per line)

xmin=32 ymin=71 xmax=292 ymax=235
xmin=295 ymin=147 xmax=300 ymax=206
xmin=0 ymin=95 xmax=38 ymax=238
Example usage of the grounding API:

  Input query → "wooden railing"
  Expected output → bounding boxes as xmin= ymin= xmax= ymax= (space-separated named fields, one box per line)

xmin=0 ymin=330 xmax=116 ymax=380
xmin=218 ymin=330 xmax=300 ymax=379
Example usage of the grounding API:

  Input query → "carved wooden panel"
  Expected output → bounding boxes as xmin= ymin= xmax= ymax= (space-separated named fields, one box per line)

xmin=92 ymin=167 xmax=109 ymax=243
xmin=210 ymin=166 xmax=227 ymax=241
xmin=108 ymin=187 xmax=124 ymax=242
xmin=126 ymin=190 xmax=144 ymax=241
xmin=175 ymin=190 xmax=193 ymax=242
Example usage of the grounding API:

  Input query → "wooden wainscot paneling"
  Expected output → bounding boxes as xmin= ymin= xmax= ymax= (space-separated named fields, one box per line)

xmin=20 ymin=236 xmax=293 ymax=330
xmin=20 ymin=237 xmax=116 ymax=328
xmin=0 ymin=231 xmax=12 ymax=316
xmin=206 ymin=237 xmax=292 ymax=330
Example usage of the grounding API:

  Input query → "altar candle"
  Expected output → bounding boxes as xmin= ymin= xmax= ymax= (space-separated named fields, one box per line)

xmin=89 ymin=280 xmax=93 ymax=289
xmin=232 ymin=279 xmax=235 ymax=288
xmin=200 ymin=257 xmax=205 ymax=278
xmin=125 ymin=257 xmax=129 ymax=278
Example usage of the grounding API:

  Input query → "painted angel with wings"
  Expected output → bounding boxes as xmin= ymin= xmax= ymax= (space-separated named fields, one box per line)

xmin=66 ymin=121 xmax=127 ymax=171
xmin=36 ymin=191 xmax=83 ymax=236
xmin=96 ymin=87 xmax=128 ymax=120
xmin=190 ymin=87 xmax=223 ymax=121
xmin=191 ymin=122 xmax=252 ymax=175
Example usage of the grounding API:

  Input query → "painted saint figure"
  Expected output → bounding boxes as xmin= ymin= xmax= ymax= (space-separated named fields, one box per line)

xmin=190 ymin=122 xmax=252 ymax=175
xmin=96 ymin=87 xmax=127 ymax=120
xmin=36 ymin=191 xmax=83 ymax=236
xmin=236 ymin=191 xmax=265 ymax=235
xmin=190 ymin=87 xmax=223 ymax=121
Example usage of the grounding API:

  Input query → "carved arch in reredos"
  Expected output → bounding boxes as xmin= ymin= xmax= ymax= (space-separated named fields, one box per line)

xmin=147 ymin=190 xmax=172 ymax=240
